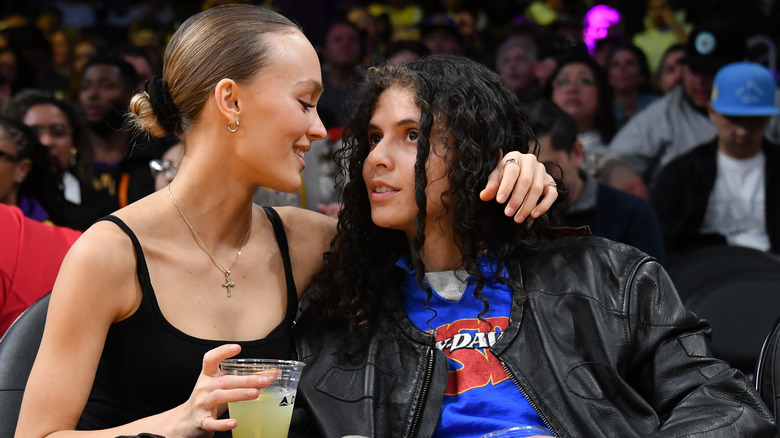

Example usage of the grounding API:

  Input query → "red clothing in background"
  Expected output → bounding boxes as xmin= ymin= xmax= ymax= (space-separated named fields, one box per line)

xmin=0 ymin=204 xmax=81 ymax=336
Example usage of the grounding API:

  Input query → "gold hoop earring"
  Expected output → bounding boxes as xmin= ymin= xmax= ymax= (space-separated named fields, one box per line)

xmin=227 ymin=120 xmax=239 ymax=133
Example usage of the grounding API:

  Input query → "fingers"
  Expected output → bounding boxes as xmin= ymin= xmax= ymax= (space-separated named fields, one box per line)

xmin=481 ymin=151 xmax=559 ymax=222
xmin=199 ymin=414 xmax=238 ymax=433
xmin=501 ymin=156 xmax=535 ymax=221
xmin=479 ymin=166 xmax=502 ymax=202
xmin=203 ymin=344 xmax=242 ymax=377
xmin=531 ymin=181 xmax=559 ymax=219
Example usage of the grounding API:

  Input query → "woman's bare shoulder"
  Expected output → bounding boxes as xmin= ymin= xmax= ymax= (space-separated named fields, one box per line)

xmin=271 ymin=206 xmax=336 ymax=295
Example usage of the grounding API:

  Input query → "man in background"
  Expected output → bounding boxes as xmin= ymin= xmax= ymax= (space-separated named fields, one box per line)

xmin=604 ymin=22 xmax=747 ymax=194
xmin=650 ymin=62 xmax=780 ymax=266
xmin=529 ymin=99 xmax=665 ymax=263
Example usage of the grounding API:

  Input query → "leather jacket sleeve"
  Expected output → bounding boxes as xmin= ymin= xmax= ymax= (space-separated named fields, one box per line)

xmin=625 ymin=258 xmax=777 ymax=437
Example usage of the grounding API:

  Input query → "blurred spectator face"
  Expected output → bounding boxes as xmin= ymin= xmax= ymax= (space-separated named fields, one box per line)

xmin=122 ymin=54 xmax=153 ymax=91
xmin=658 ymin=48 xmax=684 ymax=93
xmin=72 ymin=40 xmax=99 ymax=74
xmin=151 ymin=142 xmax=184 ymax=191
xmin=79 ymin=64 xmax=133 ymax=127
xmin=0 ymin=51 xmax=19 ymax=90
xmin=323 ymin=23 xmax=362 ymax=68
xmin=608 ymin=48 xmax=644 ymax=93
xmin=23 ymin=103 xmax=73 ymax=171
xmin=535 ymin=57 xmax=558 ymax=89
xmin=498 ymin=46 xmax=535 ymax=93
xmin=422 ymin=28 xmax=463 ymax=55
xmin=710 ymin=112 xmax=770 ymax=159
xmin=0 ymin=126 xmax=29 ymax=206
xmin=50 ymin=30 xmax=72 ymax=69
xmin=682 ymin=65 xmax=716 ymax=109
xmin=551 ymin=62 xmax=599 ymax=130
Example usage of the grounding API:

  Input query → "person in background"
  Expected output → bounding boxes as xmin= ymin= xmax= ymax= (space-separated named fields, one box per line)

xmin=114 ymin=45 xmax=159 ymax=93
xmin=292 ymin=54 xmax=774 ymax=437
xmin=495 ymin=37 xmax=540 ymax=103
xmin=2 ymin=90 xmax=107 ymax=230
xmin=533 ymin=35 xmax=588 ymax=91
xmin=318 ymin=19 xmax=365 ymax=129
xmin=78 ymin=55 xmax=156 ymax=211
xmin=546 ymin=52 xmax=616 ymax=174
xmin=420 ymin=13 xmax=465 ymax=56
xmin=150 ymin=141 xmax=183 ymax=192
xmin=606 ymin=22 xmax=747 ymax=193
xmin=384 ymin=39 xmax=430 ymax=66
xmin=71 ymin=35 xmax=104 ymax=76
xmin=0 ymin=116 xmax=64 ymax=224
xmin=529 ymin=99 xmax=665 ymax=263
xmin=656 ymin=43 xmax=685 ymax=94
xmin=15 ymin=6 xmax=556 ymax=437
xmin=0 ymin=203 xmax=81 ymax=337
xmin=605 ymin=43 xmax=659 ymax=128
xmin=0 ymin=46 xmax=35 ymax=97
xmin=650 ymin=62 xmax=780 ymax=266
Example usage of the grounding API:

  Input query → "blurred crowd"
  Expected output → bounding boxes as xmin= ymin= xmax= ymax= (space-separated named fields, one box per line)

xmin=1 ymin=0 xmax=779 ymax=317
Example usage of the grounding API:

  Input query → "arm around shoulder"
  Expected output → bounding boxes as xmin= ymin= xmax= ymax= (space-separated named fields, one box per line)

xmin=274 ymin=207 xmax=337 ymax=296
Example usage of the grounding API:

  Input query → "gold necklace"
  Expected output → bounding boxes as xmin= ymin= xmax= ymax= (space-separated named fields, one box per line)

xmin=168 ymin=185 xmax=252 ymax=297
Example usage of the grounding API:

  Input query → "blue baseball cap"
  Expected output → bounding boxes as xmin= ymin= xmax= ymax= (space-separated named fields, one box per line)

xmin=711 ymin=62 xmax=780 ymax=116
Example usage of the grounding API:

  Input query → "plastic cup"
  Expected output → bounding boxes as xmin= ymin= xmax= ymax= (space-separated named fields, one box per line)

xmin=480 ymin=426 xmax=554 ymax=437
xmin=219 ymin=358 xmax=305 ymax=438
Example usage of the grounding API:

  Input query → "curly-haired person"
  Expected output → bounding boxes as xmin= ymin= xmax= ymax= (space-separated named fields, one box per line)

xmin=292 ymin=54 xmax=776 ymax=438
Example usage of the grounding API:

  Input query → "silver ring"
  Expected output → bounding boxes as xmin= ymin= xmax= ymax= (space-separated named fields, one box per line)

xmin=547 ymin=181 xmax=558 ymax=188
xmin=504 ymin=158 xmax=520 ymax=168
xmin=200 ymin=415 xmax=212 ymax=431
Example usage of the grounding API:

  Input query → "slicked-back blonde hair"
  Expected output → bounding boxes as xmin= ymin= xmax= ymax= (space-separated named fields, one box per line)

xmin=128 ymin=4 xmax=301 ymax=139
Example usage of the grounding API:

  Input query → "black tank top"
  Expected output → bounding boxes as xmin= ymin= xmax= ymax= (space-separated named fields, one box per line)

xmin=77 ymin=207 xmax=298 ymax=436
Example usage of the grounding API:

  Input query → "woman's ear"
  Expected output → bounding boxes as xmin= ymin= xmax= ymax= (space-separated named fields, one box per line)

xmin=214 ymin=78 xmax=241 ymax=121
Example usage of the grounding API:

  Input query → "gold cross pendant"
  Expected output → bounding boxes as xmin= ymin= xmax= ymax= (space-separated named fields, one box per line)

xmin=222 ymin=270 xmax=236 ymax=298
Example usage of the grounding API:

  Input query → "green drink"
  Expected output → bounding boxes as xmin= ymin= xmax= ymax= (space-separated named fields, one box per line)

xmin=220 ymin=359 xmax=305 ymax=438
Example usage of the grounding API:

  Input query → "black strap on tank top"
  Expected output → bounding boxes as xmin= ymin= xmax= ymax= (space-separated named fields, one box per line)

xmin=261 ymin=207 xmax=299 ymax=318
xmin=98 ymin=215 xmax=153 ymax=293
xmin=98 ymin=210 xmax=298 ymax=317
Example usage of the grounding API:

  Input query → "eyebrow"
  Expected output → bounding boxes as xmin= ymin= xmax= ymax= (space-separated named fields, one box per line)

xmin=367 ymin=118 xmax=419 ymax=131
xmin=297 ymin=79 xmax=324 ymax=94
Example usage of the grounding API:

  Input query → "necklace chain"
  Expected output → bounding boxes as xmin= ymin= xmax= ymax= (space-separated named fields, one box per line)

xmin=168 ymin=185 xmax=252 ymax=297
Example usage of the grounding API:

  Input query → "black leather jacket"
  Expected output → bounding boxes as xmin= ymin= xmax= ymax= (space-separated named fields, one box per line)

xmin=292 ymin=236 xmax=777 ymax=437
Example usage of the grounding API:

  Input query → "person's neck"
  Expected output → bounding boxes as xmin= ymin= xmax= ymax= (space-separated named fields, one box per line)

xmin=90 ymin=130 xmax=130 ymax=164
xmin=326 ymin=64 xmax=356 ymax=89
xmin=2 ymin=189 xmax=17 ymax=206
xmin=575 ymin=116 xmax=596 ymax=134
xmin=166 ymin=159 xmax=256 ymax=247
xmin=614 ymin=89 xmax=639 ymax=118
xmin=718 ymin=139 xmax=764 ymax=160
xmin=567 ymin=169 xmax=586 ymax=205
xmin=409 ymin=222 xmax=462 ymax=272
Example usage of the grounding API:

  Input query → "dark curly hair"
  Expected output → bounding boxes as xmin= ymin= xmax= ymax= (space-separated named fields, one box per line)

xmin=2 ymin=89 xmax=94 ymax=184
xmin=0 ymin=116 xmax=66 ymax=224
xmin=305 ymin=54 xmax=563 ymax=355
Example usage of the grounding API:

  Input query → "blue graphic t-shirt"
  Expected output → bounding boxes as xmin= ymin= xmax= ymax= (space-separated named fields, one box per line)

xmin=398 ymin=256 xmax=552 ymax=438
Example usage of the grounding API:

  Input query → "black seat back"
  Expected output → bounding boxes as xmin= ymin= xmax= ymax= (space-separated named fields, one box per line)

xmin=756 ymin=316 xmax=780 ymax=428
xmin=0 ymin=293 xmax=50 ymax=438
xmin=683 ymin=273 xmax=780 ymax=374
